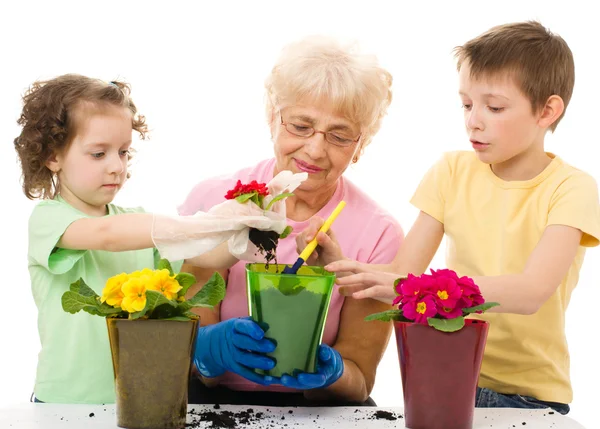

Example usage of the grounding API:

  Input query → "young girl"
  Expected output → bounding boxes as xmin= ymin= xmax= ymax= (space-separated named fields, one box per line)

xmin=13 ymin=74 xmax=284 ymax=404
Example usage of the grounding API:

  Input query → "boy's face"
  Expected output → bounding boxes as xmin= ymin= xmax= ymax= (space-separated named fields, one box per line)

xmin=458 ymin=62 xmax=546 ymax=166
xmin=52 ymin=105 xmax=132 ymax=216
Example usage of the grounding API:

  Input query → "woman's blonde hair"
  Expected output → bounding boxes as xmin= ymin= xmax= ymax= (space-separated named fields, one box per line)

xmin=265 ymin=36 xmax=392 ymax=150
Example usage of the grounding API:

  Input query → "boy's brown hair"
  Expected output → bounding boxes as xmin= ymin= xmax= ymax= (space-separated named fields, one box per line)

xmin=14 ymin=74 xmax=148 ymax=200
xmin=454 ymin=21 xmax=574 ymax=132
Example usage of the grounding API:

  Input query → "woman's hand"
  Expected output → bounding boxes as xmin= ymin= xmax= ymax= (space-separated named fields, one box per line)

xmin=296 ymin=216 xmax=345 ymax=267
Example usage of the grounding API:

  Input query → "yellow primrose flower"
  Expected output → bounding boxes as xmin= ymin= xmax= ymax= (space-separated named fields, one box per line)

xmin=120 ymin=277 xmax=148 ymax=313
xmin=128 ymin=268 xmax=155 ymax=279
xmin=101 ymin=273 xmax=129 ymax=307
xmin=147 ymin=269 xmax=182 ymax=300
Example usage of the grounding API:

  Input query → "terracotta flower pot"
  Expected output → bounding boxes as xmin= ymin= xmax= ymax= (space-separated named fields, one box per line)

xmin=394 ymin=319 xmax=489 ymax=429
xmin=246 ymin=263 xmax=335 ymax=377
xmin=106 ymin=318 xmax=198 ymax=429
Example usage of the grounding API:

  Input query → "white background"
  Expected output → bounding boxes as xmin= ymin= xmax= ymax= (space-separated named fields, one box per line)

xmin=1 ymin=1 xmax=598 ymax=427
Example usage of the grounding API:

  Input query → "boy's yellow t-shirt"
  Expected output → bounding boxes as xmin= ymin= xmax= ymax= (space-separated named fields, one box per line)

xmin=411 ymin=151 xmax=600 ymax=404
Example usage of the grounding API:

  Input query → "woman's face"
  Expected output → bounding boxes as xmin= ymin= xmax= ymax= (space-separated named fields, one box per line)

xmin=272 ymin=104 xmax=362 ymax=194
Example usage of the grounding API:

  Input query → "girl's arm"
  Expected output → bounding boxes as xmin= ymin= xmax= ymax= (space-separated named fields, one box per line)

xmin=58 ymin=213 xmax=236 ymax=269
xmin=59 ymin=213 xmax=155 ymax=251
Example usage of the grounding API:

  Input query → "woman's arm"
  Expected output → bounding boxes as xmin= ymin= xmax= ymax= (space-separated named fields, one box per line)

xmin=304 ymin=297 xmax=393 ymax=403
xmin=181 ymin=263 xmax=228 ymax=387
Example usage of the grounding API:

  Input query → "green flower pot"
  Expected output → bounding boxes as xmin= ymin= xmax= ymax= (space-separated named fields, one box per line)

xmin=107 ymin=318 xmax=198 ymax=429
xmin=246 ymin=263 xmax=335 ymax=377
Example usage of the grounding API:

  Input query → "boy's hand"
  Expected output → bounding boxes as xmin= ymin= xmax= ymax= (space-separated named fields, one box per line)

xmin=296 ymin=216 xmax=345 ymax=267
xmin=325 ymin=259 xmax=399 ymax=303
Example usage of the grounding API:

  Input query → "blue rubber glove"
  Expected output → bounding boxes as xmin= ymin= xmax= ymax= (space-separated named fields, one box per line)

xmin=193 ymin=317 xmax=278 ymax=386
xmin=280 ymin=345 xmax=344 ymax=390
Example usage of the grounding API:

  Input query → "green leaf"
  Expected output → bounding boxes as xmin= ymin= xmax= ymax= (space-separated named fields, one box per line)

xmin=428 ymin=316 xmax=465 ymax=332
xmin=180 ymin=272 xmax=225 ymax=312
xmin=157 ymin=258 xmax=174 ymax=276
xmin=364 ymin=309 xmax=406 ymax=322
xmin=393 ymin=276 xmax=407 ymax=288
xmin=146 ymin=290 xmax=177 ymax=312
xmin=70 ymin=278 xmax=99 ymax=298
xmin=175 ymin=272 xmax=197 ymax=297
xmin=463 ymin=302 xmax=500 ymax=314
xmin=279 ymin=226 xmax=293 ymax=239
xmin=129 ymin=290 xmax=176 ymax=320
xmin=235 ymin=193 xmax=256 ymax=204
xmin=264 ymin=192 xmax=294 ymax=211
xmin=151 ymin=302 xmax=180 ymax=319
xmin=250 ymin=194 xmax=261 ymax=207
xmin=97 ymin=302 xmax=124 ymax=316
xmin=61 ymin=291 xmax=100 ymax=314
xmin=163 ymin=316 xmax=193 ymax=321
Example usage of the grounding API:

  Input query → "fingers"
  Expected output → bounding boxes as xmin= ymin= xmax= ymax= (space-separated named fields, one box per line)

xmin=305 ymin=217 xmax=325 ymax=241
xmin=233 ymin=363 xmax=278 ymax=386
xmin=280 ymin=374 xmax=305 ymax=389
xmin=352 ymin=286 xmax=396 ymax=303
xmin=318 ymin=344 xmax=332 ymax=362
xmin=296 ymin=373 xmax=326 ymax=388
xmin=232 ymin=332 xmax=276 ymax=354
xmin=233 ymin=348 xmax=276 ymax=371
xmin=325 ymin=259 xmax=366 ymax=273
xmin=334 ymin=272 xmax=383 ymax=286
xmin=233 ymin=318 xmax=266 ymax=340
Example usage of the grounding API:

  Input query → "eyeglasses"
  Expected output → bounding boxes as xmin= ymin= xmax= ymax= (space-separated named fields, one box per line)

xmin=279 ymin=112 xmax=361 ymax=148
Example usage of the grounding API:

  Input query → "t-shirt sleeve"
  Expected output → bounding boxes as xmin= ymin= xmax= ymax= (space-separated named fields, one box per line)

xmin=547 ymin=172 xmax=600 ymax=247
xmin=409 ymin=153 xmax=453 ymax=223
xmin=367 ymin=216 xmax=404 ymax=264
xmin=28 ymin=201 xmax=88 ymax=274
xmin=177 ymin=176 xmax=238 ymax=215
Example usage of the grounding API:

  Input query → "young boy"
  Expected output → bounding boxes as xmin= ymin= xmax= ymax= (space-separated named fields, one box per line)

xmin=305 ymin=21 xmax=600 ymax=414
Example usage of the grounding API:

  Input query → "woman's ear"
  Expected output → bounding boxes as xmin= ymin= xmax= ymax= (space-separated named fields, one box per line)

xmin=538 ymin=95 xmax=565 ymax=130
xmin=268 ymin=109 xmax=277 ymax=141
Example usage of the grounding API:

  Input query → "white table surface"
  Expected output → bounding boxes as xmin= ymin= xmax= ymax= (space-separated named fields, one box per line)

xmin=0 ymin=403 xmax=587 ymax=428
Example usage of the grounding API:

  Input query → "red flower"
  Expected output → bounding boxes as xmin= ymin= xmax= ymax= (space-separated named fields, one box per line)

xmin=394 ymin=268 xmax=486 ymax=322
xmin=403 ymin=294 xmax=437 ymax=325
xmin=225 ymin=180 xmax=269 ymax=200
xmin=431 ymin=276 xmax=462 ymax=310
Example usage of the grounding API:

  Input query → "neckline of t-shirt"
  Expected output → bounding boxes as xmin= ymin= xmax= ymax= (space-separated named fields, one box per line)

xmin=55 ymin=194 xmax=115 ymax=216
xmin=484 ymin=152 xmax=562 ymax=189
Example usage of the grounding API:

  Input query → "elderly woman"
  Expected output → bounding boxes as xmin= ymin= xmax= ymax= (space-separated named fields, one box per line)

xmin=179 ymin=36 xmax=404 ymax=406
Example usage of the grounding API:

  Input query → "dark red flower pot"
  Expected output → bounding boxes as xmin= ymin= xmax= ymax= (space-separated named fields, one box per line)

xmin=394 ymin=319 xmax=489 ymax=429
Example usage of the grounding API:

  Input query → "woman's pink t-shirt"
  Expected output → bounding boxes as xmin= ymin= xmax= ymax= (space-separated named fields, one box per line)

xmin=178 ymin=158 xmax=404 ymax=392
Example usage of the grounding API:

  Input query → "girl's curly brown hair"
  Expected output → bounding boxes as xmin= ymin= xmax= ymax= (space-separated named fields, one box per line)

xmin=14 ymin=74 xmax=148 ymax=200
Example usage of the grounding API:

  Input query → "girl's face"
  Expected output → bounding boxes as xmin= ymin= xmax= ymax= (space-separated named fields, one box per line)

xmin=48 ymin=105 xmax=133 ymax=216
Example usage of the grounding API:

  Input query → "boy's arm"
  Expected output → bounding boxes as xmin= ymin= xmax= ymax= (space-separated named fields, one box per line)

xmin=326 ymin=212 xmax=444 ymax=303
xmin=474 ymin=224 xmax=582 ymax=315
